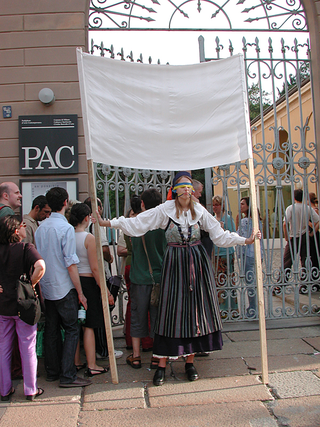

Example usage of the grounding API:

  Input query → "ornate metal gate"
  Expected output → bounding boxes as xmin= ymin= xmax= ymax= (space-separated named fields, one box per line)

xmin=89 ymin=0 xmax=319 ymax=324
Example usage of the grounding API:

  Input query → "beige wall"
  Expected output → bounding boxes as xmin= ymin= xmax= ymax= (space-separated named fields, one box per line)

xmin=0 ymin=0 xmax=89 ymax=202
xmin=303 ymin=0 xmax=320 ymax=188
xmin=213 ymin=82 xmax=315 ymax=218
xmin=0 ymin=0 xmax=320 ymax=204
xmin=252 ymin=81 xmax=314 ymax=163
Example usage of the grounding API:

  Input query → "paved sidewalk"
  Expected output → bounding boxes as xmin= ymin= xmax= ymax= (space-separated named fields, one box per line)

xmin=0 ymin=322 xmax=320 ymax=427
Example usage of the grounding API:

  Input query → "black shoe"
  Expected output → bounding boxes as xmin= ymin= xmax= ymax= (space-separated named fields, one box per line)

xmin=46 ymin=375 xmax=59 ymax=382
xmin=185 ymin=364 xmax=199 ymax=381
xmin=153 ymin=367 xmax=165 ymax=386
xmin=1 ymin=388 xmax=15 ymax=401
xmin=59 ymin=377 xmax=92 ymax=388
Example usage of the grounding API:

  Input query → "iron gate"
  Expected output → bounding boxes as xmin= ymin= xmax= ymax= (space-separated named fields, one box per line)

xmin=89 ymin=0 xmax=319 ymax=324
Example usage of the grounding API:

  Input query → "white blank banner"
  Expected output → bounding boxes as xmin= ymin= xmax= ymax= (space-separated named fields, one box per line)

xmin=77 ymin=49 xmax=252 ymax=170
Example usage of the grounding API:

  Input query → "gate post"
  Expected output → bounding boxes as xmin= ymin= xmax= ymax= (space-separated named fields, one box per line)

xmin=248 ymin=158 xmax=269 ymax=384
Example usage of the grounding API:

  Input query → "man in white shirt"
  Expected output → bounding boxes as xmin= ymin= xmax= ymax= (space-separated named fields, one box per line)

xmin=283 ymin=189 xmax=319 ymax=280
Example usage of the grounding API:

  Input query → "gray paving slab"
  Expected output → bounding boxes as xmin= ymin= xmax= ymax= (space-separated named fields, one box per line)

xmin=226 ymin=326 xmax=320 ymax=342
xmin=189 ymin=356 xmax=249 ymax=378
xmin=0 ymin=379 xmax=82 ymax=404
xmin=79 ymin=401 xmax=276 ymax=427
xmin=83 ymin=382 xmax=145 ymax=410
xmin=148 ymin=375 xmax=273 ymax=407
xmin=210 ymin=338 xmax=314 ymax=359
xmin=0 ymin=403 xmax=80 ymax=427
xmin=268 ymin=370 xmax=320 ymax=398
xmin=244 ymin=353 xmax=320 ymax=374
xmin=264 ymin=338 xmax=315 ymax=357
xmin=225 ymin=330 xmax=262 ymax=342
xmin=266 ymin=396 xmax=320 ymax=427
xmin=303 ymin=336 xmax=320 ymax=352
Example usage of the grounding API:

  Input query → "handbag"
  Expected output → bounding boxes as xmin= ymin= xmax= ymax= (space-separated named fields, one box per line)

xmin=107 ymin=274 xmax=122 ymax=310
xmin=142 ymin=236 xmax=160 ymax=307
xmin=16 ymin=274 xmax=41 ymax=325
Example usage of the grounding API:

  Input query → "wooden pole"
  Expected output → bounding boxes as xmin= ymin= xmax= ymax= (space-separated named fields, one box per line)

xmin=247 ymin=158 xmax=269 ymax=384
xmin=87 ymin=159 xmax=119 ymax=384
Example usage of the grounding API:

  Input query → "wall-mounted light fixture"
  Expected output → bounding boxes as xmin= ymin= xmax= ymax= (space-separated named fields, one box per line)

xmin=38 ymin=88 xmax=55 ymax=105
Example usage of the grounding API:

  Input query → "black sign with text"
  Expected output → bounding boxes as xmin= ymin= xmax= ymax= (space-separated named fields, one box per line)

xmin=19 ymin=115 xmax=78 ymax=175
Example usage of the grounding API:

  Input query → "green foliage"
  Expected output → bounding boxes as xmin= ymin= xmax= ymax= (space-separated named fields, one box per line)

xmin=277 ymin=62 xmax=310 ymax=98
xmin=248 ymin=82 xmax=271 ymax=121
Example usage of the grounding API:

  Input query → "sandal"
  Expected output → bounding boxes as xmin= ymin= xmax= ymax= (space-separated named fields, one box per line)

xmin=85 ymin=367 xmax=109 ymax=377
xmin=1 ymin=387 xmax=15 ymax=402
xmin=76 ymin=363 xmax=87 ymax=372
xmin=150 ymin=356 xmax=159 ymax=369
xmin=126 ymin=353 xmax=141 ymax=369
xmin=26 ymin=387 xmax=44 ymax=401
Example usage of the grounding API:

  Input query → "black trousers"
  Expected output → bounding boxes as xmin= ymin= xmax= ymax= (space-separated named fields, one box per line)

xmin=283 ymin=234 xmax=307 ymax=281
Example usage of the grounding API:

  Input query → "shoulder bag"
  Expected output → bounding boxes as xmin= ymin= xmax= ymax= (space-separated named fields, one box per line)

xmin=141 ymin=236 xmax=160 ymax=307
xmin=16 ymin=245 xmax=41 ymax=325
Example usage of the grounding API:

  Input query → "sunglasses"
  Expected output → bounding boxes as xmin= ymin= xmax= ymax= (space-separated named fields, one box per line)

xmin=19 ymin=222 xmax=27 ymax=228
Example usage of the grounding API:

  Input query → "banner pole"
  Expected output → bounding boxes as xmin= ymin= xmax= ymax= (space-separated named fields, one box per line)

xmin=247 ymin=157 xmax=269 ymax=384
xmin=87 ymin=159 xmax=119 ymax=384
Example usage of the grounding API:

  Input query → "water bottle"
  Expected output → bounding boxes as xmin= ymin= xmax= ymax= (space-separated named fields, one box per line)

xmin=78 ymin=305 xmax=86 ymax=325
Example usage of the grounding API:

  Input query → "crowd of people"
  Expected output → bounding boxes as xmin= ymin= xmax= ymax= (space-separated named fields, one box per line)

xmin=0 ymin=174 xmax=318 ymax=399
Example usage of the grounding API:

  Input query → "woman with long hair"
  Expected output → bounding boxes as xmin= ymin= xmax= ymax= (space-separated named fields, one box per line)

xmin=69 ymin=203 xmax=114 ymax=377
xmin=95 ymin=172 xmax=260 ymax=386
xmin=0 ymin=215 xmax=45 ymax=401
xmin=212 ymin=195 xmax=238 ymax=317
xmin=237 ymin=197 xmax=264 ymax=318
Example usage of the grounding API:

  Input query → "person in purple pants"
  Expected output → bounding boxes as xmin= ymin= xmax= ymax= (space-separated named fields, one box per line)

xmin=0 ymin=215 xmax=45 ymax=401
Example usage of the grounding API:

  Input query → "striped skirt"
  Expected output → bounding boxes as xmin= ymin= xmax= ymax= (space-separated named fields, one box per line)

xmin=153 ymin=242 xmax=223 ymax=357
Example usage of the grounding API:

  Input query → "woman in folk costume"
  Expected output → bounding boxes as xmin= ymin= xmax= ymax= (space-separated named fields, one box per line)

xmin=95 ymin=171 xmax=260 ymax=386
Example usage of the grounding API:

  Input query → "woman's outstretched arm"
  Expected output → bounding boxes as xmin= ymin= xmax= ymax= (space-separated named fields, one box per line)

xmin=94 ymin=204 xmax=168 ymax=237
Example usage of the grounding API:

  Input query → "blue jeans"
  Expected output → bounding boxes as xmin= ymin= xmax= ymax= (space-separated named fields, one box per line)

xmin=44 ymin=289 xmax=80 ymax=383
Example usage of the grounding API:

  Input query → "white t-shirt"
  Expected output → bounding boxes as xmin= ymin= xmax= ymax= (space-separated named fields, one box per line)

xmin=284 ymin=202 xmax=319 ymax=238
xmin=86 ymin=220 xmax=111 ymax=279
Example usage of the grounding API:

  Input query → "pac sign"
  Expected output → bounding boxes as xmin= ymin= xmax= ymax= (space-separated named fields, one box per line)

xmin=19 ymin=115 xmax=78 ymax=175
